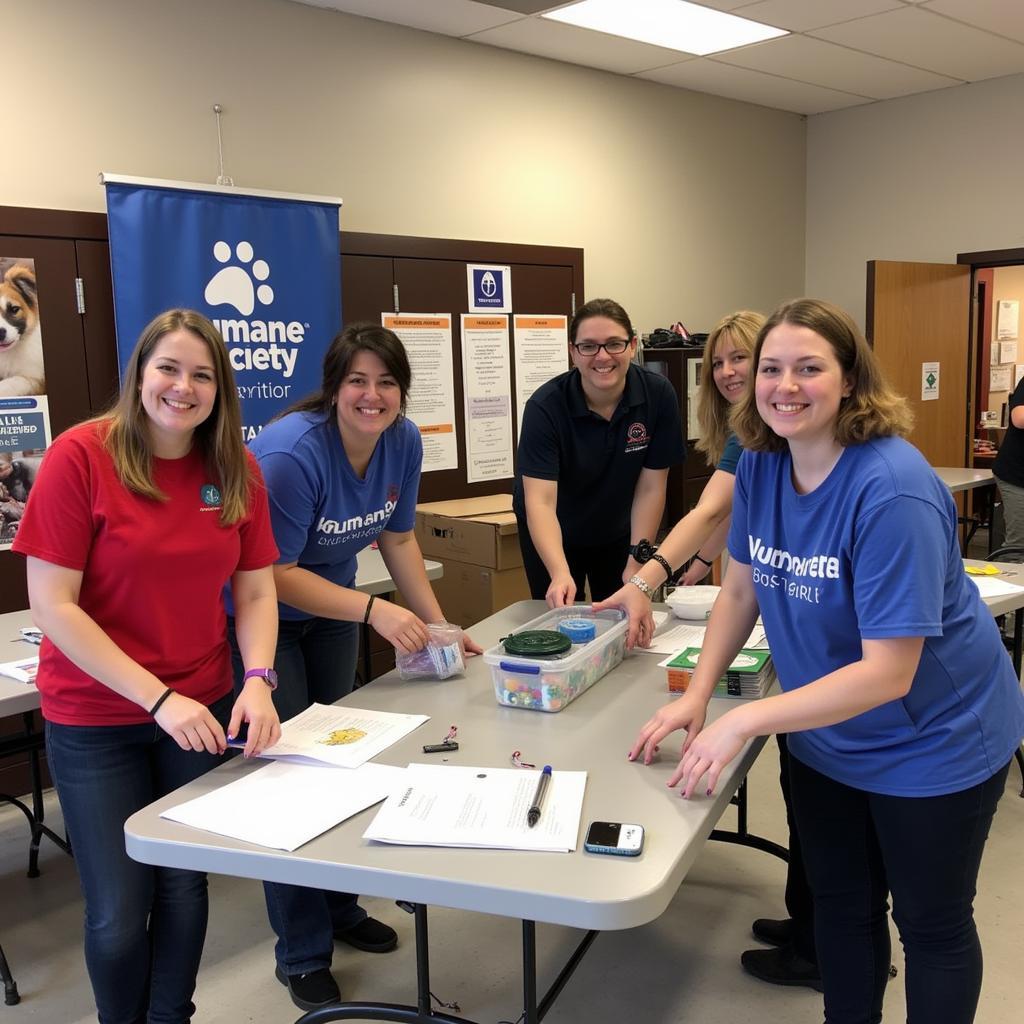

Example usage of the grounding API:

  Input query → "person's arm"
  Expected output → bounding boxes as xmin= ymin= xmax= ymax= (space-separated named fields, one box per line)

xmin=25 ymin=557 xmax=227 ymax=754
xmin=272 ymin=560 xmax=428 ymax=655
xmin=628 ymin=559 xmax=759 ymax=763
xmin=1011 ymin=405 xmax=1024 ymax=429
xmin=671 ymin=635 xmax=924 ymax=799
xmin=522 ymin=475 xmax=576 ymax=607
xmin=622 ymin=467 xmax=669 ymax=583
xmin=378 ymin=529 xmax=483 ymax=655
xmin=679 ymin=515 xmax=731 ymax=586
xmin=594 ymin=469 xmax=736 ymax=647
xmin=227 ymin=565 xmax=281 ymax=756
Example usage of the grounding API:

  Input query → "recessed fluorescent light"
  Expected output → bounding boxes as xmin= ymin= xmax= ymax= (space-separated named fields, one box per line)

xmin=543 ymin=0 xmax=788 ymax=56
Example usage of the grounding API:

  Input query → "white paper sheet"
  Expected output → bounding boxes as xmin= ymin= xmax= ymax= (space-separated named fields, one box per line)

xmin=249 ymin=703 xmax=429 ymax=769
xmin=634 ymin=613 xmax=768 ymax=655
xmin=363 ymin=763 xmax=587 ymax=853
xmin=970 ymin=575 xmax=1024 ymax=599
xmin=161 ymin=762 xmax=405 ymax=851
xmin=0 ymin=656 xmax=38 ymax=683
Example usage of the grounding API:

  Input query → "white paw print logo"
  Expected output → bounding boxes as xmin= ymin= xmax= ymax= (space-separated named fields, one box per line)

xmin=204 ymin=241 xmax=274 ymax=316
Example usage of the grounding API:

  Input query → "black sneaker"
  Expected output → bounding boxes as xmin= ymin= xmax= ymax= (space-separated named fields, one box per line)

xmin=740 ymin=945 xmax=823 ymax=992
xmin=334 ymin=916 xmax=398 ymax=953
xmin=751 ymin=917 xmax=795 ymax=947
xmin=274 ymin=966 xmax=341 ymax=1011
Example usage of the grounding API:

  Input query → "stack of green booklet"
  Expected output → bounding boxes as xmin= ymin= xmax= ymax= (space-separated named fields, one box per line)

xmin=665 ymin=647 xmax=775 ymax=698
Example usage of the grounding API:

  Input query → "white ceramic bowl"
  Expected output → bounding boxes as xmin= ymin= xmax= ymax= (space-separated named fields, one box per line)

xmin=665 ymin=585 xmax=721 ymax=620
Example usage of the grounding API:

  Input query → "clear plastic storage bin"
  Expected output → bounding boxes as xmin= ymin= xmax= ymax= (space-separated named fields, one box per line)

xmin=483 ymin=608 xmax=628 ymax=712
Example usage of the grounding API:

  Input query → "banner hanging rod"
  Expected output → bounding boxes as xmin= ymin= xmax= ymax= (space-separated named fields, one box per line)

xmin=98 ymin=172 xmax=343 ymax=208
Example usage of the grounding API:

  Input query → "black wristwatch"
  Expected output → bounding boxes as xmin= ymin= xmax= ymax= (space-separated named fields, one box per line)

xmin=630 ymin=539 xmax=656 ymax=563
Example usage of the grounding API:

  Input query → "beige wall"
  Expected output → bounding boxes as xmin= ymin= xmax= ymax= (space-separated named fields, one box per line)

xmin=806 ymin=73 xmax=1024 ymax=329
xmin=10 ymin=0 xmax=805 ymax=333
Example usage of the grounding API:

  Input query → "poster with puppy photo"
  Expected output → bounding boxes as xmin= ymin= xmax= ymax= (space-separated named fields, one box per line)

xmin=0 ymin=257 xmax=51 ymax=550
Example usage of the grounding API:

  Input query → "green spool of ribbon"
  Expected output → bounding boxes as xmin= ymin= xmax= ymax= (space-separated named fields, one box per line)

xmin=501 ymin=629 xmax=572 ymax=658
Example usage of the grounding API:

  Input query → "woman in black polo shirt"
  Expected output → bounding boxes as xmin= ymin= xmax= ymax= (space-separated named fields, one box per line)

xmin=513 ymin=298 xmax=686 ymax=605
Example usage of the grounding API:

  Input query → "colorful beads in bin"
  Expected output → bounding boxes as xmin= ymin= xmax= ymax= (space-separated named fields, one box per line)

xmin=484 ymin=608 xmax=629 ymax=712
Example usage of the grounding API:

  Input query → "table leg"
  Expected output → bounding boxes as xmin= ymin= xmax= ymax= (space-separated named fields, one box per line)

xmin=0 ymin=713 xmax=71 ymax=876
xmin=297 ymin=907 xmax=600 ymax=1024
xmin=0 ymin=943 xmax=19 ymax=1006
xmin=709 ymin=778 xmax=789 ymax=862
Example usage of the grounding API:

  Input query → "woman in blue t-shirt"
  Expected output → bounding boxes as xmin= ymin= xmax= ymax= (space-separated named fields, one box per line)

xmin=598 ymin=309 xmax=820 ymax=988
xmin=630 ymin=299 xmax=1024 ymax=1024
xmin=230 ymin=323 xmax=481 ymax=1013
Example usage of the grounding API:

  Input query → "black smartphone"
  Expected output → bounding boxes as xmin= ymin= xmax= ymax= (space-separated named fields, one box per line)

xmin=584 ymin=821 xmax=644 ymax=856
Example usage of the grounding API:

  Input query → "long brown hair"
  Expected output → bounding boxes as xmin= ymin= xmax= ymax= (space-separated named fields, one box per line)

xmin=731 ymin=298 xmax=913 ymax=452
xmin=282 ymin=322 xmax=411 ymax=420
xmin=102 ymin=309 xmax=252 ymax=524
xmin=694 ymin=310 xmax=764 ymax=465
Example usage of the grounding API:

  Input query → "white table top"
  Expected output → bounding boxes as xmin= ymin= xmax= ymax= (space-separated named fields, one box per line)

xmin=0 ymin=609 xmax=41 ymax=716
xmin=933 ymin=467 xmax=995 ymax=492
xmin=355 ymin=547 xmax=442 ymax=596
xmin=125 ymin=601 xmax=769 ymax=932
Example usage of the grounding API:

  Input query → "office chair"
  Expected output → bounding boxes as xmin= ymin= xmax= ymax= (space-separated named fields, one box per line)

xmin=983 ymin=546 xmax=1024 ymax=797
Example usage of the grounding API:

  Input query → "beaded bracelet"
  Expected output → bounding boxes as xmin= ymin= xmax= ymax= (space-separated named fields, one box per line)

xmin=649 ymin=552 xmax=675 ymax=583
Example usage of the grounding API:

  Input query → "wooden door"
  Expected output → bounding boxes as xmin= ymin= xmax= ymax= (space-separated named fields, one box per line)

xmin=866 ymin=260 xmax=971 ymax=467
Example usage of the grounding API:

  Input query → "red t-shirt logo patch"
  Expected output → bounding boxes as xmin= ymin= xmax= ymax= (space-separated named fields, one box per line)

xmin=625 ymin=422 xmax=650 ymax=453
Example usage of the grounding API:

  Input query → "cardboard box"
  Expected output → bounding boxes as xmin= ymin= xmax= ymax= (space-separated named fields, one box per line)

xmin=428 ymin=559 xmax=532 ymax=629
xmin=414 ymin=495 xmax=522 ymax=571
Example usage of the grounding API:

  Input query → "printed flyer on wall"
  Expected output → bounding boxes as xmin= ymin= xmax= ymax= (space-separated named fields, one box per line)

xmin=461 ymin=314 xmax=514 ymax=483
xmin=0 ymin=256 xmax=52 ymax=550
xmin=513 ymin=315 xmax=568 ymax=440
xmin=382 ymin=314 xmax=458 ymax=472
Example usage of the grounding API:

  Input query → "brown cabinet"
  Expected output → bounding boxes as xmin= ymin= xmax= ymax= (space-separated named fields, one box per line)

xmin=640 ymin=346 xmax=712 ymax=535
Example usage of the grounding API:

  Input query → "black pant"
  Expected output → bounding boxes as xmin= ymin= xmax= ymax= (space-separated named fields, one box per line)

xmin=789 ymin=752 xmax=1009 ymax=1024
xmin=777 ymin=735 xmax=816 ymax=962
xmin=516 ymin=517 xmax=629 ymax=603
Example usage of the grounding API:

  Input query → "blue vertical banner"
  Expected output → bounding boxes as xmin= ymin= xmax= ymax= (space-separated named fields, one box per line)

xmin=104 ymin=177 xmax=342 ymax=439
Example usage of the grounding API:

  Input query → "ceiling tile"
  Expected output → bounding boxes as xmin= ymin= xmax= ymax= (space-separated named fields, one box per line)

xmin=639 ymin=58 xmax=871 ymax=113
xmin=471 ymin=0 xmax=562 ymax=13
xmin=718 ymin=33 xmax=961 ymax=99
xmin=922 ymin=0 xmax=1024 ymax=47
xmin=295 ymin=0 xmax=522 ymax=37
xmin=469 ymin=17 xmax=699 ymax=74
xmin=685 ymin=1 xmax=755 ymax=9
xmin=733 ymin=0 xmax=903 ymax=33
xmin=809 ymin=6 xmax=1024 ymax=80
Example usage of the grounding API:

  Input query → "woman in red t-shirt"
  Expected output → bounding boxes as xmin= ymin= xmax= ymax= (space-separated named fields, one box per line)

xmin=13 ymin=309 xmax=281 ymax=1024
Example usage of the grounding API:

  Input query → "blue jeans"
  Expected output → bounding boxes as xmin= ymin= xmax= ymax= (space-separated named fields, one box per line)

xmin=45 ymin=694 xmax=232 ymax=1024
xmin=790 ymin=753 xmax=1010 ymax=1024
xmin=227 ymin=615 xmax=365 ymax=974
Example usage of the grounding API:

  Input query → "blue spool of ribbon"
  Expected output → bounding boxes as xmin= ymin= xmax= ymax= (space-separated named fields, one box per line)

xmin=557 ymin=618 xmax=597 ymax=644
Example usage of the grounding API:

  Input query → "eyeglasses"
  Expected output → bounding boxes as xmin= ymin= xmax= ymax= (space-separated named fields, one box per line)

xmin=571 ymin=338 xmax=631 ymax=356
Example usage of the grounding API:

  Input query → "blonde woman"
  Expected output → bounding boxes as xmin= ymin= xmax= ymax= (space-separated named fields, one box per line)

xmin=595 ymin=310 xmax=763 ymax=646
xmin=13 ymin=309 xmax=281 ymax=1024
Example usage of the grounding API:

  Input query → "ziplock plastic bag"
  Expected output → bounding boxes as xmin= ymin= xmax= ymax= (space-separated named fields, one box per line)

xmin=395 ymin=622 xmax=466 ymax=680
